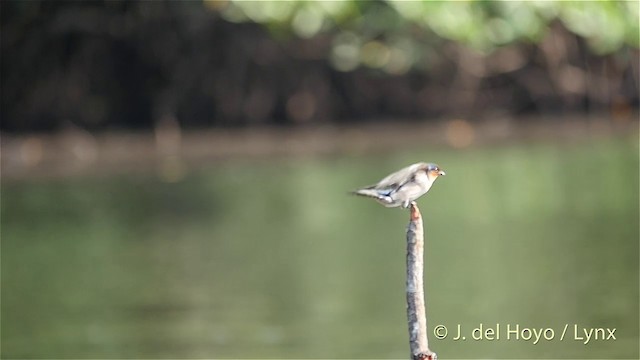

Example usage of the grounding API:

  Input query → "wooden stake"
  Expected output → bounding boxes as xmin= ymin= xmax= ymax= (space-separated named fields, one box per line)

xmin=406 ymin=202 xmax=437 ymax=360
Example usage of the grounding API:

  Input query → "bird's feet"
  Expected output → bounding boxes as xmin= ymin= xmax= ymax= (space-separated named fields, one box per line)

xmin=402 ymin=200 xmax=417 ymax=209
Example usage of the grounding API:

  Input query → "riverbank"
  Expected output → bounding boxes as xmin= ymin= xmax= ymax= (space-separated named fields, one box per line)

xmin=1 ymin=114 xmax=636 ymax=181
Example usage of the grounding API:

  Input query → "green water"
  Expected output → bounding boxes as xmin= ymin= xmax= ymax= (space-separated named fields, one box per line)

xmin=2 ymin=137 xmax=638 ymax=359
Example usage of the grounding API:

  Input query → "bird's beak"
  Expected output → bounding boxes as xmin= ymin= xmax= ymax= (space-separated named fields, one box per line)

xmin=438 ymin=170 xmax=446 ymax=176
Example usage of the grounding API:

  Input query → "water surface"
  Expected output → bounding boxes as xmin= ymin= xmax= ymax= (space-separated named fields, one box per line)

xmin=2 ymin=136 xmax=638 ymax=359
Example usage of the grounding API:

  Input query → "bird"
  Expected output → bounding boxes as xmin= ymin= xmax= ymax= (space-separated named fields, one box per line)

xmin=352 ymin=162 xmax=446 ymax=208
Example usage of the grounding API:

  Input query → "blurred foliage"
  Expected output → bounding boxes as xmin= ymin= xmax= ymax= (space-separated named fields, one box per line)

xmin=214 ymin=0 xmax=639 ymax=73
xmin=1 ymin=0 xmax=637 ymax=131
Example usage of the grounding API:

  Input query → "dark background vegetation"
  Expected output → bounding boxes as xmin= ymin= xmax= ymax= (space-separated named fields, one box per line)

xmin=1 ymin=0 xmax=638 ymax=132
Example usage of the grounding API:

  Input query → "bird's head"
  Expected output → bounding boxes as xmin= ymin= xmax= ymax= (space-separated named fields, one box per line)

xmin=424 ymin=163 xmax=446 ymax=181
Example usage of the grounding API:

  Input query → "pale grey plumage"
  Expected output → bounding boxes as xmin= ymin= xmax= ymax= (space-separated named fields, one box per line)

xmin=353 ymin=162 xmax=445 ymax=208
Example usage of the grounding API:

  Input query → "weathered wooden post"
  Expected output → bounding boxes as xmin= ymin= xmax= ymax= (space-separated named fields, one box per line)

xmin=406 ymin=202 xmax=436 ymax=360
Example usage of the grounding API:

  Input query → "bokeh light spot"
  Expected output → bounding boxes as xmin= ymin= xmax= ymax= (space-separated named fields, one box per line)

xmin=446 ymin=119 xmax=475 ymax=148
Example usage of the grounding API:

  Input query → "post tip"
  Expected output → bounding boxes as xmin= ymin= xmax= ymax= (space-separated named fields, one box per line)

xmin=409 ymin=201 xmax=421 ymax=221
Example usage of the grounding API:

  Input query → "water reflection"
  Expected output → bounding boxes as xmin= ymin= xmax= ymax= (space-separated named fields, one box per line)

xmin=2 ymin=137 xmax=638 ymax=359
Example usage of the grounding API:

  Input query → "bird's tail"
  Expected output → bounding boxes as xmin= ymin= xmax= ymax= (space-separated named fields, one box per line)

xmin=351 ymin=188 xmax=382 ymax=199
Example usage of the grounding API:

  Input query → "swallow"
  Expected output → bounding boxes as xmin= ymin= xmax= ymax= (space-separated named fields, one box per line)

xmin=352 ymin=162 xmax=445 ymax=208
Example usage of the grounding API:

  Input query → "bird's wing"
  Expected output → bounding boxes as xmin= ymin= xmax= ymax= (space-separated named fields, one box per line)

xmin=373 ymin=162 xmax=426 ymax=190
